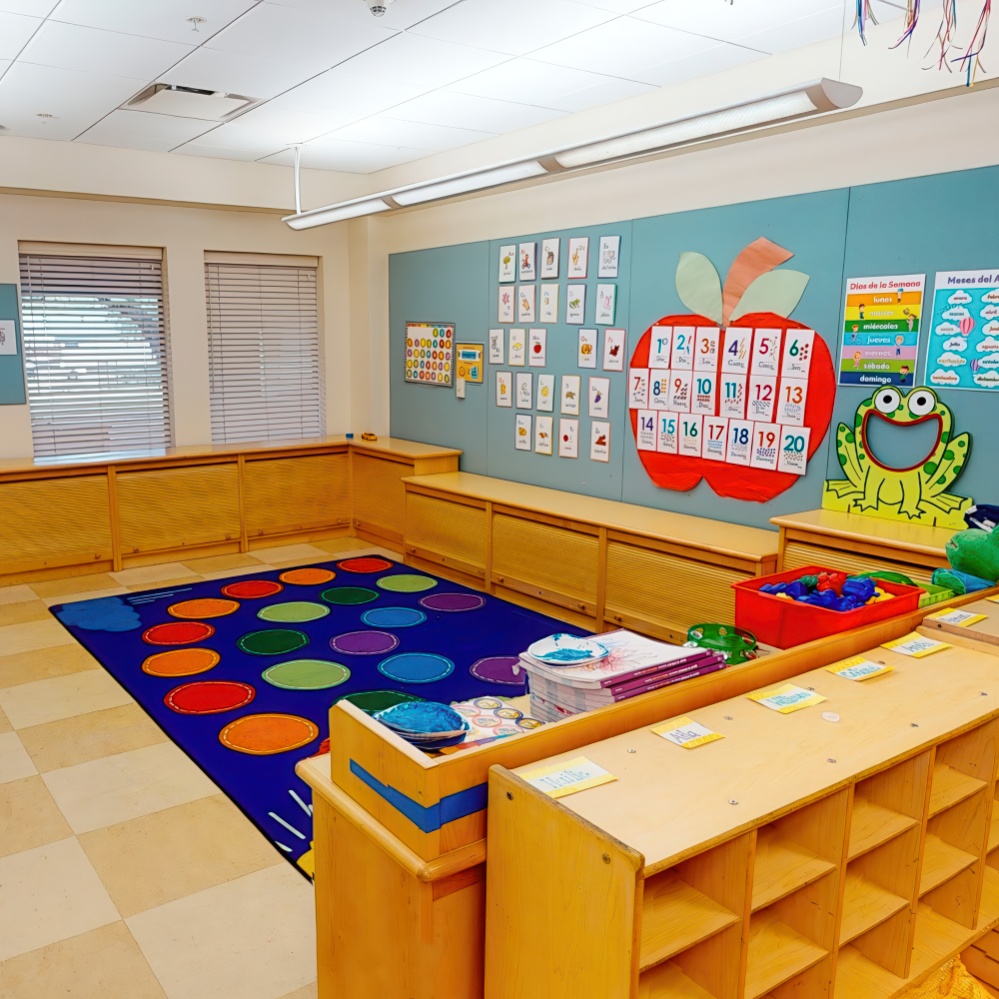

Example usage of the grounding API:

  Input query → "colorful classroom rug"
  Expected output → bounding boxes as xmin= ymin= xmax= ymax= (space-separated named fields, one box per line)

xmin=50 ymin=557 xmax=581 ymax=877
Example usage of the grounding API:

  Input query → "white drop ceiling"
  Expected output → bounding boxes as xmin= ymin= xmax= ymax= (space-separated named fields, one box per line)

xmin=0 ymin=0 xmax=902 ymax=174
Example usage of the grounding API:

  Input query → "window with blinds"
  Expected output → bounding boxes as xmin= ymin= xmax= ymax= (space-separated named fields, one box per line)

xmin=205 ymin=259 xmax=324 ymax=445
xmin=18 ymin=248 xmax=172 ymax=460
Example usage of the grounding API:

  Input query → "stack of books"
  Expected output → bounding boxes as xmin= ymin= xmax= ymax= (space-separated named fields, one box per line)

xmin=518 ymin=629 xmax=727 ymax=722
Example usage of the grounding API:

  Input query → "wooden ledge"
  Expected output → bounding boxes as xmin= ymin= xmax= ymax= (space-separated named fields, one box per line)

xmin=771 ymin=508 xmax=954 ymax=558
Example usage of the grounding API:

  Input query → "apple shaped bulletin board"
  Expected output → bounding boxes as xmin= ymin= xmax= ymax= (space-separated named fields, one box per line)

xmin=628 ymin=237 xmax=836 ymax=502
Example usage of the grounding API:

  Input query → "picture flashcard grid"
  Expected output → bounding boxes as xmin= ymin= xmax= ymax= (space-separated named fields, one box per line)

xmin=406 ymin=322 xmax=455 ymax=386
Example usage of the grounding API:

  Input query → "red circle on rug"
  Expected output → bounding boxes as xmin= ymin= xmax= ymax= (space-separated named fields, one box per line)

xmin=218 ymin=713 xmax=319 ymax=755
xmin=143 ymin=621 xmax=216 ymax=645
xmin=165 ymin=680 xmax=256 ymax=715
xmin=221 ymin=579 xmax=284 ymax=599
xmin=336 ymin=557 xmax=394 ymax=574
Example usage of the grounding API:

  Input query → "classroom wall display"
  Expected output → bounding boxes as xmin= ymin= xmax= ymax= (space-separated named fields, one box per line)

xmin=541 ymin=238 xmax=559 ymax=279
xmin=599 ymin=236 xmax=621 ymax=278
xmin=498 ymin=245 xmax=516 ymax=283
xmin=925 ymin=269 xmax=999 ymax=392
xmin=455 ymin=343 xmax=483 ymax=383
xmin=405 ymin=322 xmax=455 ymax=386
xmin=0 ymin=285 xmax=26 ymax=405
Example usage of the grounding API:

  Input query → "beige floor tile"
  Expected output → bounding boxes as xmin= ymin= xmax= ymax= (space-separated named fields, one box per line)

xmin=40 ymin=587 xmax=128 ymax=608
xmin=0 ymin=600 xmax=52 ymax=627
xmin=248 ymin=543 xmax=330 ymax=563
xmin=19 ymin=703 xmax=167 ymax=773
xmin=126 ymin=578 xmax=199 ymax=592
xmin=127 ymin=865 xmax=316 ymax=999
xmin=0 ymin=837 xmax=120 ymax=962
xmin=110 ymin=563 xmax=196 ymax=586
xmin=200 ymin=564 xmax=277 ymax=580
xmin=0 ymin=920 xmax=166 ymax=998
xmin=266 ymin=557 xmax=334 ymax=569
xmin=310 ymin=536 xmax=377 ymax=554
xmin=181 ymin=552 xmax=260 ymax=574
xmin=278 ymin=984 xmax=318 ymax=999
xmin=30 ymin=573 xmax=121 ymax=599
xmin=0 ymin=670 xmax=132 ymax=730
xmin=0 ymin=706 xmax=9 ymax=734
xmin=0 ymin=643 xmax=99 ymax=689
xmin=43 ymin=742 xmax=217 ymax=834
xmin=80 ymin=794 xmax=282 ymax=918
xmin=0 ymin=618 xmax=76 ymax=656
xmin=0 ymin=584 xmax=38 ymax=606
xmin=0 ymin=731 xmax=37 ymax=784
xmin=0 ymin=774 xmax=73 ymax=858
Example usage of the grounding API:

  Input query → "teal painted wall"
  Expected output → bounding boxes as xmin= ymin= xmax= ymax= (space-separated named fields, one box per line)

xmin=0 ymin=284 xmax=26 ymax=405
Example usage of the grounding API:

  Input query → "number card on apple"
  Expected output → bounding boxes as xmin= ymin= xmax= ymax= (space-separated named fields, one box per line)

xmin=719 ymin=374 xmax=747 ymax=419
xmin=751 ymin=328 xmax=783 ymax=376
xmin=667 ymin=371 xmax=692 ymax=412
xmin=747 ymin=376 xmax=776 ymax=422
xmin=679 ymin=414 xmax=703 ymax=456
xmin=636 ymin=411 xmax=657 ymax=451
xmin=693 ymin=327 xmax=721 ymax=371
xmin=776 ymin=377 xmax=808 ymax=426
xmin=657 ymin=413 xmax=679 ymax=454
xmin=650 ymin=326 xmax=673 ymax=368
xmin=649 ymin=369 xmax=670 ymax=410
xmin=778 ymin=426 xmax=811 ymax=475
xmin=721 ymin=328 xmax=752 ymax=375
xmin=750 ymin=424 xmax=780 ymax=470
xmin=727 ymin=420 xmax=753 ymax=465
xmin=692 ymin=373 xmax=717 ymax=415
xmin=628 ymin=368 xmax=649 ymax=409
xmin=702 ymin=417 xmax=728 ymax=461
xmin=781 ymin=329 xmax=814 ymax=378
xmin=671 ymin=326 xmax=695 ymax=370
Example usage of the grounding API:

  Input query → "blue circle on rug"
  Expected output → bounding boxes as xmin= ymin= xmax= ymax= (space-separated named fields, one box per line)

xmin=361 ymin=606 xmax=427 ymax=629
xmin=378 ymin=652 xmax=455 ymax=684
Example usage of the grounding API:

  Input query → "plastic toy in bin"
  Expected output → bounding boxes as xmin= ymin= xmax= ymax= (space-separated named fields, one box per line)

xmin=685 ymin=623 xmax=758 ymax=665
xmin=759 ymin=571 xmax=886 ymax=612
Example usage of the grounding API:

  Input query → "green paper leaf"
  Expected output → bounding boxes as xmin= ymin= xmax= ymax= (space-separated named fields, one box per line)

xmin=729 ymin=269 xmax=809 ymax=322
xmin=675 ymin=252 xmax=723 ymax=324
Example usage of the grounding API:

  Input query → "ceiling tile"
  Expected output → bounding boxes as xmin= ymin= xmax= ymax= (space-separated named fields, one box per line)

xmin=329 ymin=115 xmax=496 ymax=151
xmin=20 ymin=21 xmax=194 ymax=79
xmin=158 ymin=46 xmax=314 ymax=98
xmin=174 ymin=141 xmax=272 ymax=161
xmin=0 ymin=11 xmax=41 ymax=60
xmin=273 ymin=67 xmax=433 ymax=115
xmin=46 ymin=0 xmax=258 ymax=44
xmin=262 ymin=137 xmax=431 ymax=172
xmin=263 ymin=0 xmax=463 ymax=31
xmin=387 ymin=90 xmax=567 ymax=131
xmin=641 ymin=42 xmax=766 ymax=89
xmin=569 ymin=0 xmax=663 ymax=11
xmin=75 ymin=109 xmax=216 ymax=150
xmin=549 ymin=75 xmax=657 ymax=112
xmin=738 ymin=7 xmax=848 ymax=55
xmin=171 ymin=120 xmax=289 ymax=156
xmin=409 ymin=0 xmax=616 ymax=57
xmin=227 ymin=100 xmax=361 ymax=140
xmin=0 ymin=1 xmax=56 ymax=14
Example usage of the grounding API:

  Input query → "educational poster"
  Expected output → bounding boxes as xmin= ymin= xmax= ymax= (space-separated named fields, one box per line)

xmin=541 ymin=238 xmax=559 ymax=279
xmin=528 ymin=328 xmax=547 ymax=367
xmin=515 ymin=414 xmax=532 ymax=450
xmin=488 ymin=328 xmax=504 ymax=363
xmin=496 ymin=371 xmax=512 ymax=407
xmin=539 ymin=284 xmax=558 ymax=323
xmin=535 ymin=415 xmax=553 ymax=454
xmin=839 ymin=274 xmax=925 ymax=387
xmin=516 ymin=372 xmax=533 ymax=409
xmin=0 ymin=320 xmax=15 ymax=356
xmin=558 ymin=418 xmax=578 ymax=458
xmin=518 ymin=285 xmax=535 ymax=323
xmin=603 ymin=329 xmax=625 ymax=371
xmin=498 ymin=287 xmax=514 ymax=323
xmin=455 ymin=343 xmax=483 ymax=383
xmin=577 ymin=329 xmax=597 ymax=367
xmin=636 ymin=411 xmax=656 ymax=450
xmin=498 ymin=245 xmax=516 ymax=283
xmin=926 ymin=269 xmax=999 ymax=391
xmin=519 ymin=242 xmax=536 ymax=281
xmin=537 ymin=374 xmax=555 ymax=411
xmin=508 ymin=329 xmax=526 ymax=366
xmin=628 ymin=368 xmax=649 ymax=409
xmin=405 ymin=322 xmax=454 ymax=386
xmin=590 ymin=421 xmax=610 ymax=462
xmin=598 ymin=235 xmax=620 ymax=278
xmin=566 ymin=285 xmax=585 ymax=325
xmin=567 ymin=237 xmax=589 ymax=278
xmin=589 ymin=376 xmax=609 ymax=418
xmin=560 ymin=374 xmax=580 ymax=415
xmin=595 ymin=284 xmax=616 ymax=325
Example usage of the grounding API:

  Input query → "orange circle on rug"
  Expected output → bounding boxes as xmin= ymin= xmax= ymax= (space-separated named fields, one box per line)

xmin=279 ymin=567 xmax=336 ymax=586
xmin=142 ymin=621 xmax=215 ymax=646
xmin=221 ymin=579 xmax=283 ymax=599
xmin=218 ymin=713 xmax=319 ymax=755
xmin=165 ymin=680 xmax=255 ymax=715
xmin=167 ymin=598 xmax=240 ymax=619
xmin=142 ymin=647 xmax=220 ymax=677
xmin=337 ymin=557 xmax=394 ymax=574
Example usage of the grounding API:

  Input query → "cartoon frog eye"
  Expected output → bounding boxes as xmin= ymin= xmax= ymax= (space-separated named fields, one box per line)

xmin=907 ymin=390 xmax=937 ymax=417
xmin=874 ymin=388 xmax=901 ymax=414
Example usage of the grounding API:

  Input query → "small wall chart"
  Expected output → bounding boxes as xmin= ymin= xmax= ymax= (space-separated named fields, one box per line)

xmin=405 ymin=322 xmax=454 ymax=387
xmin=925 ymin=269 xmax=999 ymax=392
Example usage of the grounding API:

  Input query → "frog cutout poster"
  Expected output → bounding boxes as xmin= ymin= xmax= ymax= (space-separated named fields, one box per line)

xmin=628 ymin=237 xmax=836 ymax=502
xmin=925 ymin=269 xmax=999 ymax=392
xmin=823 ymin=385 xmax=973 ymax=530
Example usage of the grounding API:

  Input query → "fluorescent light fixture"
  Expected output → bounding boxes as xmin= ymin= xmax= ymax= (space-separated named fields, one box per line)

xmin=392 ymin=161 xmax=548 ymax=207
xmin=554 ymin=79 xmax=862 ymax=170
xmin=284 ymin=198 xmax=391 ymax=229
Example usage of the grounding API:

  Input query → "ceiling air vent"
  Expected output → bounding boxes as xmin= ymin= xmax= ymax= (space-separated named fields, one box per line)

xmin=125 ymin=84 xmax=257 ymax=121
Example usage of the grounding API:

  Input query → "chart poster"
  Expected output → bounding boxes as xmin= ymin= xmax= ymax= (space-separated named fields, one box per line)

xmin=406 ymin=322 xmax=454 ymax=386
xmin=926 ymin=269 xmax=999 ymax=392
xmin=839 ymin=274 xmax=925 ymax=387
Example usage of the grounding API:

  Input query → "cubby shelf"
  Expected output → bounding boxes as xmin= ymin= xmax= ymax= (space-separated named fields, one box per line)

xmin=920 ymin=835 xmax=979 ymax=896
xmin=839 ymin=870 xmax=910 ymax=946
xmin=638 ymin=961 xmax=716 ymax=999
xmin=751 ymin=827 xmax=837 ymax=912
xmin=639 ymin=870 xmax=740 ymax=971
xmin=848 ymin=798 xmax=919 ymax=861
xmin=929 ymin=764 xmax=988 ymax=818
xmin=745 ymin=909 xmax=828 ymax=999
xmin=988 ymin=809 xmax=999 ymax=855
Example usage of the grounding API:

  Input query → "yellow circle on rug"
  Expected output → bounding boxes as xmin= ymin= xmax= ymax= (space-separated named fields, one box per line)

xmin=167 ymin=598 xmax=240 ymax=619
xmin=142 ymin=647 xmax=220 ymax=677
xmin=279 ymin=567 xmax=336 ymax=586
xmin=218 ymin=713 xmax=319 ymax=755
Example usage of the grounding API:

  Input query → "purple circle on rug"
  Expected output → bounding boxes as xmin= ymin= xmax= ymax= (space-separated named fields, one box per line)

xmin=419 ymin=592 xmax=486 ymax=613
xmin=469 ymin=656 xmax=523 ymax=686
xmin=329 ymin=630 xmax=400 ymax=656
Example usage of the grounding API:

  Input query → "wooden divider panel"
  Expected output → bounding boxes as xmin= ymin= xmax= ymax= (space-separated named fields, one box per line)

xmin=351 ymin=451 xmax=407 ymax=543
xmin=406 ymin=490 xmax=488 ymax=579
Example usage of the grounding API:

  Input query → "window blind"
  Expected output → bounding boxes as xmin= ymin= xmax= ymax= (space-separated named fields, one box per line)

xmin=18 ymin=251 xmax=172 ymax=460
xmin=206 ymin=261 xmax=324 ymax=445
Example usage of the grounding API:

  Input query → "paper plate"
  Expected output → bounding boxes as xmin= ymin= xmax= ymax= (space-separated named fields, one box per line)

xmin=374 ymin=701 xmax=468 ymax=737
xmin=527 ymin=633 xmax=608 ymax=666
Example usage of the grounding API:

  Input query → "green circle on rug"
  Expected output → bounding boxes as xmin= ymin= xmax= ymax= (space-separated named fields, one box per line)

xmin=337 ymin=689 xmax=425 ymax=714
xmin=376 ymin=574 xmax=439 ymax=593
xmin=237 ymin=629 xmax=309 ymax=656
xmin=257 ymin=601 xmax=330 ymax=624
xmin=320 ymin=586 xmax=379 ymax=605
xmin=262 ymin=659 xmax=350 ymax=690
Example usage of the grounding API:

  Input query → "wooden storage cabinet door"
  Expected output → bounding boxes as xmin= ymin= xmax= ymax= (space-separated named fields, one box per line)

xmin=781 ymin=540 xmax=935 ymax=585
xmin=0 ymin=476 xmax=113 ymax=574
xmin=406 ymin=491 xmax=487 ymax=578
xmin=244 ymin=454 xmax=350 ymax=538
xmin=352 ymin=453 xmax=408 ymax=544
xmin=118 ymin=464 xmax=241 ymax=554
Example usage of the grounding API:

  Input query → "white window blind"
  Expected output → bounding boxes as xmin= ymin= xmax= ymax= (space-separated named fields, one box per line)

xmin=206 ymin=260 xmax=324 ymax=445
xmin=18 ymin=250 xmax=172 ymax=460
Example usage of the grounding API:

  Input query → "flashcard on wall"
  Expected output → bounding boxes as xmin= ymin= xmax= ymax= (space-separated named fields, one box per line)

xmin=598 ymin=235 xmax=620 ymax=278
xmin=671 ymin=326 xmax=695 ymax=370
xmin=539 ymin=284 xmax=559 ymax=323
xmin=750 ymin=423 xmax=780 ymax=470
xmin=498 ymin=287 xmax=514 ymax=323
xmin=781 ymin=329 xmax=814 ymax=378
xmin=719 ymin=374 xmax=747 ymax=419
xmin=691 ymin=372 xmax=717 ymax=415
xmin=727 ymin=420 xmax=753 ymax=465
xmin=751 ymin=328 xmax=783 ymax=376
xmin=649 ymin=369 xmax=670 ymax=410
xmin=628 ymin=369 xmax=649 ymax=409
xmin=498 ymin=245 xmax=516 ymax=283
xmin=679 ymin=414 xmax=703 ymax=457
xmin=650 ymin=325 xmax=673 ymax=367
xmin=535 ymin=415 xmax=553 ymax=455
xmin=541 ymin=238 xmax=560 ymax=279
xmin=528 ymin=328 xmax=547 ymax=367
xmin=508 ymin=329 xmax=526 ymax=366
xmin=488 ymin=328 xmax=504 ymax=364
xmin=636 ymin=410 xmax=657 ymax=451
xmin=667 ymin=370 xmax=692 ymax=412
xmin=777 ymin=425 xmax=811 ymax=475
xmin=566 ymin=285 xmax=585 ymax=325
xmin=590 ymin=421 xmax=610 ymax=462
xmin=589 ymin=376 xmax=610 ymax=418
xmin=776 ymin=377 xmax=808 ymax=426
xmin=577 ymin=329 xmax=597 ymax=368
xmin=561 ymin=374 xmax=581 ymax=415
xmin=603 ymin=328 xmax=625 ymax=371
xmin=558 ymin=418 xmax=578 ymax=458
xmin=519 ymin=242 xmax=536 ymax=281
xmin=702 ymin=416 xmax=729 ymax=461
xmin=747 ymin=375 xmax=776 ymax=422
xmin=515 ymin=414 xmax=532 ymax=450
xmin=657 ymin=412 xmax=679 ymax=454
xmin=516 ymin=372 xmax=533 ymax=409
xmin=518 ymin=285 xmax=536 ymax=323
xmin=567 ymin=237 xmax=589 ymax=278
xmin=693 ymin=327 xmax=721 ymax=371
xmin=496 ymin=371 xmax=512 ymax=407
xmin=721 ymin=327 xmax=752 ymax=374
xmin=595 ymin=284 xmax=616 ymax=325
xmin=537 ymin=374 xmax=555 ymax=412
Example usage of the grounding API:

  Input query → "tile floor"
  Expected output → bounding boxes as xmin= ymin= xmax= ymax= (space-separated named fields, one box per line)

xmin=0 ymin=536 xmax=388 ymax=998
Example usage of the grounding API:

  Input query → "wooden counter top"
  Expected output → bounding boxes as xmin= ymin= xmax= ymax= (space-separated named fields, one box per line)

xmin=771 ymin=508 xmax=954 ymax=557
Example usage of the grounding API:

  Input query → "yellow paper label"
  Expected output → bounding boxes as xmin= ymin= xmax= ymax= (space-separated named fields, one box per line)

xmin=521 ymin=756 xmax=616 ymax=799
xmin=989 ymin=595 xmax=999 ymax=604
xmin=925 ymin=607 xmax=988 ymax=627
xmin=882 ymin=632 xmax=951 ymax=657
xmin=652 ymin=716 xmax=724 ymax=749
xmin=748 ymin=683 xmax=826 ymax=713
xmin=825 ymin=656 xmax=893 ymax=681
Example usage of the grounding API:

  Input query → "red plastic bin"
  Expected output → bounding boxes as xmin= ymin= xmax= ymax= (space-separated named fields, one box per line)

xmin=732 ymin=564 xmax=923 ymax=649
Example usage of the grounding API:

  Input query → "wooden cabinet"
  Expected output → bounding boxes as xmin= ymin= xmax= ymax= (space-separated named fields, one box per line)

xmin=405 ymin=486 xmax=488 ymax=585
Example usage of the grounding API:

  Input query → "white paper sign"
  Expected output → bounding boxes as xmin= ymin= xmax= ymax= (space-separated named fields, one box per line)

xmin=518 ymin=284 xmax=536 ymax=323
xmin=649 ymin=369 xmax=671 ymax=410
xmin=727 ymin=419 xmax=753 ymax=465
xmin=691 ymin=371 xmax=717 ymax=415
xmin=508 ymin=329 xmax=526 ymax=366
xmin=516 ymin=372 xmax=533 ymax=409
xmin=558 ymin=418 xmax=578 ymax=458
xmin=671 ymin=326 xmax=695 ymax=370
xmin=515 ymin=414 xmax=532 ymax=450
xmin=719 ymin=374 xmax=747 ymax=419
xmin=750 ymin=423 xmax=780 ymax=470
xmin=0 ymin=320 xmax=16 ymax=356
xmin=751 ymin=328 xmax=783 ymax=376
xmin=537 ymin=374 xmax=555 ymax=412
xmin=628 ymin=368 xmax=649 ymax=409
xmin=590 ymin=421 xmax=610 ymax=462
xmin=561 ymin=374 xmax=581 ymax=415
xmin=567 ymin=237 xmax=589 ymax=278
xmin=518 ymin=242 xmax=536 ymax=281
xmin=657 ymin=412 xmax=679 ymax=453
xmin=523 ymin=756 xmax=614 ymax=797
xmin=566 ymin=284 xmax=586 ymax=325
xmin=535 ymin=415 xmax=553 ymax=455
xmin=636 ymin=410 xmax=657 ymax=451
xmin=679 ymin=414 xmax=703 ymax=456
xmin=598 ymin=235 xmax=620 ymax=278
xmin=777 ymin=425 xmax=810 ymax=475
xmin=577 ymin=329 xmax=597 ymax=368
xmin=488 ymin=328 xmax=504 ymax=364
xmin=702 ymin=416 xmax=728 ymax=461
xmin=541 ymin=238 xmax=559 ymax=279
xmin=528 ymin=328 xmax=547 ymax=367
xmin=539 ymin=284 xmax=559 ymax=323
xmin=693 ymin=327 xmax=721 ymax=371
xmin=721 ymin=327 xmax=752 ymax=374
xmin=603 ymin=329 xmax=626 ymax=371
xmin=498 ymin=245 xmax=516 ymax=283
xmin=498 ymin=287 xmax=514 ymax=323
xmin=747 ymin=375 xmax=777 ymax=422
xmin=594 ymin=284 xmax=616 ymax=325
xmin=496 ymin=371 xmax=512 ymax=407
xmin=667 ymin=371 xmax=692 ymax=413
xmin=650 ymin=326 xmax=673 ymax=367
xmin=589 ymin=376 xmax=610 ymax=418
xmin=776 ymin=377 xmax=808 ymax=426
xmin=781 ymin=329 xmax=815 ymax=378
